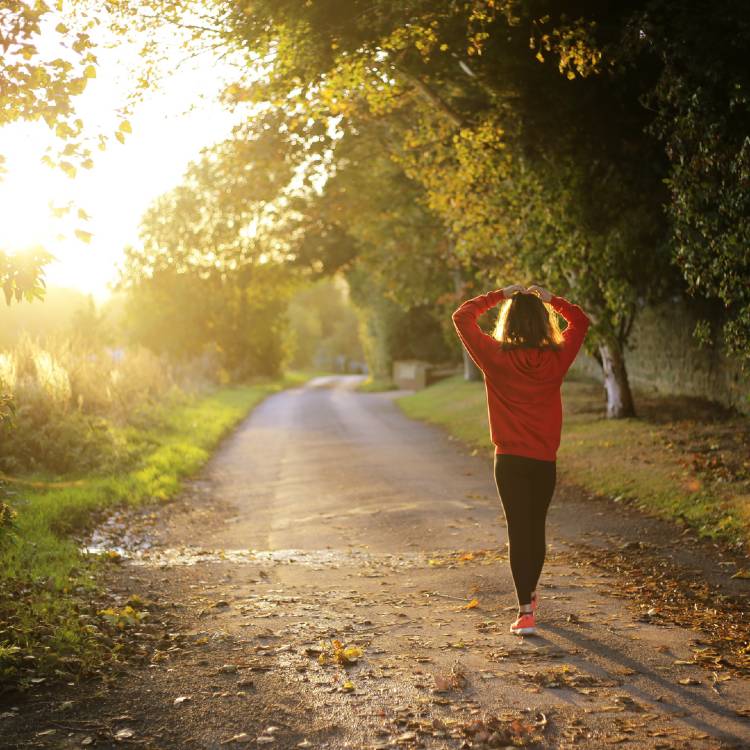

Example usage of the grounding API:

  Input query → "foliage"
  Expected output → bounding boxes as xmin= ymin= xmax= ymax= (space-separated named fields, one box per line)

xmin=621 ymin=0 xmax=750 ymax=361
xmin=348 ymin=267 xmax=455 ymax=381
xmin=0 ymin=285 xmax=96 ymax=349
xmin=121 ymin=263 xmax=291 ymax=380
xmin=0 ymin=0 xmax=109 ymax=303
xmin=0 ymin=482 xmax=17 ymax=551
xmin=118 ymin=129 xmax=299 ymax=379
xmin=293 ymin=125 xmax=458 ymax=376
xmin=0 ymin=0 xmax=98 ymax=173
xmin=0 ymin=333 xmax=200 ymax=475
xmin=286 ymin=277 xmax=363 ymax=371
xmin=198 ymin=0 xmax=750 ymax=376
xmin=0 ymin=247 xmax=53 ymax=308
xmin=189 ymin=1 xmax=678 ymax=395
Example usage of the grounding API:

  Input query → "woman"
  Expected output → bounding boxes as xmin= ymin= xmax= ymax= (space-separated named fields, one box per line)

xmin=452 ymin=283 xmax=591 ymax=635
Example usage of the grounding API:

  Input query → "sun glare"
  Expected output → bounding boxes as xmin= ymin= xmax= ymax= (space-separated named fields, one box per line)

xmin=0 ymin=18 xmax=242 ymax=301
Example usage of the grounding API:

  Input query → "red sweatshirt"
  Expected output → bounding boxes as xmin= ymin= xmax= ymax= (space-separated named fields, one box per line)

xmin=452 ymin=290 xmax=591 ymax=462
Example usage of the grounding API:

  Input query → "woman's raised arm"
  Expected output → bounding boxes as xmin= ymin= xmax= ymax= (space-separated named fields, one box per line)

xmin=452 ymin=284 xmax=524 ymax=371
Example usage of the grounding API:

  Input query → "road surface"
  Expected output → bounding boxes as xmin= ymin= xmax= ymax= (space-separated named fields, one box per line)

xmin=5 ymin=376 xmax=750 ymax=749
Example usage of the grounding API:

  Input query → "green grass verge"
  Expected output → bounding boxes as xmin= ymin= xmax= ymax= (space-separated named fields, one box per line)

xmin=397 ymin=374 xmax=750 ymax=549
xmin=0 ymin=374 xmax=309 ymax=688
xmin=356 ymin=377 xmax=398 ymax=392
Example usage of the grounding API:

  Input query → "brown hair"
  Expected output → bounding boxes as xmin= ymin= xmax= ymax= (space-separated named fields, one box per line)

xmin=493 ymin=292 xmax=564 ymax=350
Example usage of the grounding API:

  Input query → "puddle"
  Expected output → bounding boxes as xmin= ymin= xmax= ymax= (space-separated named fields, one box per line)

xmin=83 ymin=545 xmax=431 ymax=569
xmin=83 ymin=517 xmax=154 ymax=557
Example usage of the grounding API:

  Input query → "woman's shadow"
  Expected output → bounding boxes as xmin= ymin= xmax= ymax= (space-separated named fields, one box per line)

xmin=530 ymin=619 xmax=750 ymax=745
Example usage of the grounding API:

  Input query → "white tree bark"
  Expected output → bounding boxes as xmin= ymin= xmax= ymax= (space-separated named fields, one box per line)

xmin=598 ymin=340 xmax=636 ymax=418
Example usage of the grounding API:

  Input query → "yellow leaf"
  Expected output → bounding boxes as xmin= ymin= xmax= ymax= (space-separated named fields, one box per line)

xmin=59 ymin=161 xmax=76 ymax=178
xmin=119 ymin=120 xmax=132 ymax=134
xmin=74 ymin=229 xmax=93 ymax=243
xmin=341 ymin=680 xmax=354 ymax=692
xmin=731 ymin=569 xmax=750 ymax=579
xmin=342 ymin=646 xmax=363 ymax=662
xmin=84 ymin=65 xmax=96 ymax=78
xmin=55 ymin=22 xmax=69 ymax=34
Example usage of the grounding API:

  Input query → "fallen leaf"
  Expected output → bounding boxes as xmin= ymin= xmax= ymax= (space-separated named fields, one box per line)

xmin=456 ymin=598 xmax=479 ymax=611
xmin=221 ymin=733 xmax=250 ymax=745
xmin=396 ymin=732 xmax=417 ymax=743
xmin=678 ymin=677 xmax=700 ymax=686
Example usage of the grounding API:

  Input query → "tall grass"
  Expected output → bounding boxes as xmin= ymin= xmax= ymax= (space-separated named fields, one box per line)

xmin=0 ymin=333 xmax=221 ymax=475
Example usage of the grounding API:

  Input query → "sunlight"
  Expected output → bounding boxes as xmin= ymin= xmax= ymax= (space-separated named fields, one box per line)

xmin=0 ymin=13 xmax=242 ymax=300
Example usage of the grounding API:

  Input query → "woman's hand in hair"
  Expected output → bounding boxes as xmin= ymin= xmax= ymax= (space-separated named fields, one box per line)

xmin=501 ymin=284 xmax=526 ymax=298
xmin=526 ymin=284 xmax=553 ymax=302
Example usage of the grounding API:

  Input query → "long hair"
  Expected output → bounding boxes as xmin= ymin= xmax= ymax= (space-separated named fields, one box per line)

xmin=493 ymin=292 xmax=564 ymax=350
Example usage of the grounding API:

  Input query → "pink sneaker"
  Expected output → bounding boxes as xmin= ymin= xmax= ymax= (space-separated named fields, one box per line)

xmin=510 ymin=612 xmax=536 ymax=636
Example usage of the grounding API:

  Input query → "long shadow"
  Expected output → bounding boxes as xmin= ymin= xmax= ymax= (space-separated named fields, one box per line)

xmin=533 ymin=622 xmax=750 ymax=744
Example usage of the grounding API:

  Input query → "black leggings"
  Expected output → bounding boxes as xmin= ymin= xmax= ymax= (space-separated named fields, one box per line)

xmin=494 ymin=453 xmax=557 ymax=607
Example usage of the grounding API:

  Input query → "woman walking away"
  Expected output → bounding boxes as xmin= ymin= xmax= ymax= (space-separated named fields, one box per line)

xmin=452 ymin=283 xmax=591 ymax=635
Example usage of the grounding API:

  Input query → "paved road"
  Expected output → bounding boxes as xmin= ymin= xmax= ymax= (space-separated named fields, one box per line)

xmin=7 ymin=375 xmax=750 ymax=749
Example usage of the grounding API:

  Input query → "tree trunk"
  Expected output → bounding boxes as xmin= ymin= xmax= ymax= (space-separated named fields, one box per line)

xmin=598 ymin=340 xmax=636 ymax=418
xmin=462 ymin=348 xmax=483 ymax=382
xmin=452 ymin=266 xmax=483 ymax=382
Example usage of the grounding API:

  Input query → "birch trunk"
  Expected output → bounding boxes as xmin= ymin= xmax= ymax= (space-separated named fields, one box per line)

xmin=462 ymin=348 xmax=483 ymax=382
xmin=598 ymin=340 xmax=636 ymax=418
xmin=452 ymin=266 xmax=483 ymax=382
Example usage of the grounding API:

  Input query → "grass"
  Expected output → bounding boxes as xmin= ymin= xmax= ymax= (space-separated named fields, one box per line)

xmin=357 ymin=376 xmax=398 ymax=392
xmin=0 ymin=373 xmax=311 ymax=688
xmin=398 ymin=374 xmax=750 ymax=551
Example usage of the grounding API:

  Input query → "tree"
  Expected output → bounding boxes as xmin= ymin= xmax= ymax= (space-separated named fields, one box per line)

xmin=117 ymin=125 xmax=299 ymax=378
xmin=207 ymin=0 xmax=681 ymax=415
xmin=286 ymin=277 xmax=363 ymax=371
xmin=619 ymin=0 xmax=750 ymax=362
xmin=296 ymin=123 xmax=459 ymax=378
xmin=129 ymin=0 xmax=750 ymax=406
xmin=1 ymin=0 xmax=102 ymax=303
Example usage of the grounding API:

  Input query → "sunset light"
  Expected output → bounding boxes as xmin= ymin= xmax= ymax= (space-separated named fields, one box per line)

xmin=0 ymin=14 xmax=240 ymax=299
xmin=2 ymin=2 xmax=749 ymax=747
